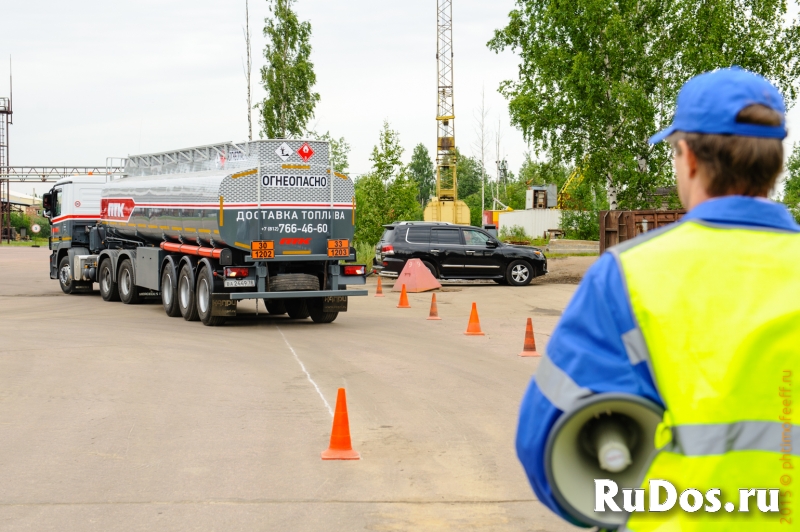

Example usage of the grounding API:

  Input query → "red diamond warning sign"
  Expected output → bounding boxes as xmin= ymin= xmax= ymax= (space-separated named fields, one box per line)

xmin=297 ymin=142 xmax=314 ymax=162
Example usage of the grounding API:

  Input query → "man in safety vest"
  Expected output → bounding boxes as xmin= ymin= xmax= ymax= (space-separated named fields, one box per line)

xmin=517 ymin=67 xmax=799 ymax=530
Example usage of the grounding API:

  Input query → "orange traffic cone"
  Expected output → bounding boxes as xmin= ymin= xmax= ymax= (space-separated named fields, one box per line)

xmin=375 ymin=276 xmax=385 ymax=297
xmin=397 ymin=284 xmax=411 ymax=308
xmin=464 ymin=302 xmax=485 ymax=336
xmin=519 ymin=318 xmax=540 ymax=357
xmin=321 ymin=388 xmax=360 ymax=460
xmin=427 ymin=293 xmax=441 ymax=320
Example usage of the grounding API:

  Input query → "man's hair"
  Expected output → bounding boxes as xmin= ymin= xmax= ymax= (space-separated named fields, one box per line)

xmin=667 ymin=105 xmax=784 ymax=197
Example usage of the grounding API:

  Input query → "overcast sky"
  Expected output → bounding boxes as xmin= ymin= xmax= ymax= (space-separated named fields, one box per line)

xmin=2 ymin=0 xmax=531 ymax=196
xmin=3 ymin=0 xmax=800 ymax=197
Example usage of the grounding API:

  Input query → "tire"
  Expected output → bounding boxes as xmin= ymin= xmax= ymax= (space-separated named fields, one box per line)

xmin=58 ymin=255 xmax=91 ymax=294
xmin=265 ymin=299 xmax=287 ymax=315
xmin=178 ymin=264 xmax=199 ymax=321
xmin=422 ymin=260 xmax=439 ymax=279
xmin=161 ymin=261 xmax=181 ymax=317
xmin=196 ymin=266 xmax=226 ymax=326
xmin=118 ymin=259 xmax=141 ymax=304
xmin=307 ymin=298 xmax=338 ymax=324
xmin=506 ymin=260 xmax=533 ymax=286
xmin=99 ymin=258 xmax=120 ymax=301
xmin=269 ymin=274 xmax=320 ymax=292
xmin=285 ymin=298 xmax=310 ymax=319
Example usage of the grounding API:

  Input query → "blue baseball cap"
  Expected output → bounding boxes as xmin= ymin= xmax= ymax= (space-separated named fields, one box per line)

xmin=649 ymin=67 xmax=786 ymax=144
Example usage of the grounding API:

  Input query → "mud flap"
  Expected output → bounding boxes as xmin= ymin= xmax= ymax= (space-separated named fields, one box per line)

xmin=212 ymin=294 xmax=238 ymax=317
xmin=322 ymin=296 xmax=348 ymax=313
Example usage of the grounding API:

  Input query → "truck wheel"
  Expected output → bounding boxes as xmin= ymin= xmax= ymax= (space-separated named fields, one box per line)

xmin=99 ymin=258 xmax=120 ymax=301
xmin=118 ymin=259 xmax=142 ymax=304
xmin=285 ymin=298 xmax=310 ymax=319
xmin=161 ymin=262 xmax=181 ymax=317
xmin=506 ymin=260 xmax=533 ymax=287
xmin=307 ymin=298 xmax=338 ymax=324
xmin=196 ymin=266 xmax=226 ymax=326
xmin=269 ymin=274 xmax=320 ymax=292
xmin=264 ymin=299 xmax=287 ymax=315
xmin=178 ymin=264 xmax=199 ymax=321
xmin=58 ymin=256 xmax=91 ymax=294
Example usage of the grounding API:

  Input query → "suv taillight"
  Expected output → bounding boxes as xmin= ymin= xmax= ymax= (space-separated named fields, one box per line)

xmin=224 ymin=267 xmax=250 ymax=278
xmin=381 ymin=244 xmax=394 ymax=255
xmin=343 ymin=265 xmax=365 ymax=276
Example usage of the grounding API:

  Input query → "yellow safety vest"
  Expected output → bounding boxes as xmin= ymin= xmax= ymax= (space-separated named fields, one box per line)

xmin=611 ymin=220 xmax=799 ymax=531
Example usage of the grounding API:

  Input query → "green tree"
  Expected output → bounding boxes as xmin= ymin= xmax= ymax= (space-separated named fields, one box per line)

xmin=518 ymin=153 xmax=570 ymax=191
xmin=354 ymin=122 xmax=423 ymax=245
xmin=307 ymin=130 xmax=350 ymax=173
xmin=407 ymin=143 xmax=435 ymax=207
xmin=258 ymin=0 xmax=320 ymax=139
xmin=456 ymin=150 xmax=485 ymax=200
xmin=783 ymin=143 xmax=800 ymax=224
xmin=488 ymin=0 xmax=800 ymax=210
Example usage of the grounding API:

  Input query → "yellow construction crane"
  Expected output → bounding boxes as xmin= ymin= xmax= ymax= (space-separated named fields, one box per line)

xmin=423 ymin=0 xmax=470 ymax=224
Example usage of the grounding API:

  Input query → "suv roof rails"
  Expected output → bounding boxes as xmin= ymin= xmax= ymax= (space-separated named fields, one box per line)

xmin=382 ymin=221 xmax=454 ymax=228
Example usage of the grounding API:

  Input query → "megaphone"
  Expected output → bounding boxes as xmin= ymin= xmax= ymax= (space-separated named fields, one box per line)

xmin=544 ymin=393 xmax=664 ymax=529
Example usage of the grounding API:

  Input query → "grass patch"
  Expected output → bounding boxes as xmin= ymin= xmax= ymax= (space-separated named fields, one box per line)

xmin=546 ymin=252 xmax=599 ymax=259
xmin=0 ymin=239 xmax=48 ymax=247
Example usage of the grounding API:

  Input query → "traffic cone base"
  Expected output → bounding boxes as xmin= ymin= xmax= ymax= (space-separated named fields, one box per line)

xmin=375 ymin=276 xmax=385 ymax=297
xmin=519 ymin=317 xmax=540 ymax=357
xmin=397 ymin=284 xmax=411 ymax=308
xmin=427 ymin=293 xmax=441 ymax=320
xmin=321 ymin=388 xmax=360 ymax=461
xmin=464 ymin=302 xmax=485 ymax=335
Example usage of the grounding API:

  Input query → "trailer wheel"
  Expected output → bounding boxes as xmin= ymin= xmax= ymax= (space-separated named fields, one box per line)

xmin=196 ymin=266 xmax=226 ymax=326
xmin=99 ymin=258 xmax=120 ymax=301
xmin=285 ymin=298 xmax=310 ymax=319
xmin=161 ymin=262 xmax=181 ymax=317
xmin=118 ymin=259 xmax=141 ymax=304
xmin=307 ymin=298 xmax=338 ymax=324
xmin=178 ymin=264 xmax=199 ymax=321
xmin=264 ymin=299 xmax=287 ymax=315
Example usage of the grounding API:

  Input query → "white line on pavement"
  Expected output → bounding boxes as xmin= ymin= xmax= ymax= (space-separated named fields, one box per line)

xmin=276 ymin=325 xmax=334 ymax=418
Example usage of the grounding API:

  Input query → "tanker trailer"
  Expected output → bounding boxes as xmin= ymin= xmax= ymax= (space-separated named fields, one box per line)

xmin=42 ymin=140 xmax=368 ymax=325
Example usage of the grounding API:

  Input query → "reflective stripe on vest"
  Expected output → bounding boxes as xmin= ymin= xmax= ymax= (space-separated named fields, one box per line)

xmin=613 ymin=220 xmax=800 ymax=531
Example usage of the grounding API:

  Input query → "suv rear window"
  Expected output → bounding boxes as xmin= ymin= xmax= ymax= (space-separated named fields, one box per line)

xmin=407 ymin=226 xmax=430 ymax=243
xmin=380 ymin=228 xmax=395 ymax=242
xmin=431 ymin=228 xmax=461 ymax=245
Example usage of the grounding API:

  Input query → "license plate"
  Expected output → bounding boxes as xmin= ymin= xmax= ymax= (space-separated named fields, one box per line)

xmin=224 ymin=279 xmax=255 ymax=288
xmin=323 ymin=296 xmax=348 ymax=312
xmin=327 ymin=239 xmax=349 ymax=258
xmin=251 ymin=240 xmax=274 ymax=259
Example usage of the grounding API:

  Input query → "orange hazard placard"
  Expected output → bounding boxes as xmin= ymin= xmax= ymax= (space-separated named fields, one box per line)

xmin=327 ymin=239 xmax=349 ymax=258
xmin=251 ymin=240 xmax=275 ymax=259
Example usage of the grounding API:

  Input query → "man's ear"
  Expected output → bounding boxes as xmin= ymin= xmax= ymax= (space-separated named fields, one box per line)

xmin=678 ymin=139 xmax=699 ymax=178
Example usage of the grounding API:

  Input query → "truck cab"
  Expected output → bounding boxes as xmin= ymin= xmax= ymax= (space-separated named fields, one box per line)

xmin=42 ymin=175 xmax=107 ymax=291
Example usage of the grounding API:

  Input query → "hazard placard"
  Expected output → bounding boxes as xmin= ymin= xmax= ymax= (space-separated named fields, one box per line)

xmin=298 ymin=142 xmax=315 ymax=162
xmin=275 ymin=142 xmax=293 ymax=161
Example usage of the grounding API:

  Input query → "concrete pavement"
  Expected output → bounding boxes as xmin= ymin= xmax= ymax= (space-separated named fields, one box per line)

xmin=0 ymin=247 xmax=582 ymax=531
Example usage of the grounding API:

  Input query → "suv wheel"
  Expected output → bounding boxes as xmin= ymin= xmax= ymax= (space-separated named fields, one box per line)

xmin=506 ymin=260 xmax=533 ymax=286
xmin=422 ymin=260 xmax=439 ymax=279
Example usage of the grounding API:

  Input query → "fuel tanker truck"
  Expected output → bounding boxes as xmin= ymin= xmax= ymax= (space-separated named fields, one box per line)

xmin=41 ymin=140 xmax=368 ymax=325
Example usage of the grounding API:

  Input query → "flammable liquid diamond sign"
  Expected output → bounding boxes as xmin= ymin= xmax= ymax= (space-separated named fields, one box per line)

xmin=275 ymin=142 xmax=293 ymax=161
xmin=298 ymin=142 xmax=315 ymax=162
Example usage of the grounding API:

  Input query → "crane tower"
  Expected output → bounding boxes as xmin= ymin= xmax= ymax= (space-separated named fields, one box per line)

xmin=423 ymin=0 xmax=470 ymax=224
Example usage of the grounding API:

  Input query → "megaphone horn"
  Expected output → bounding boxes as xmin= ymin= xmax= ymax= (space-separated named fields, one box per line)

xmin=544 ymin=393 xmax=664 ymax=529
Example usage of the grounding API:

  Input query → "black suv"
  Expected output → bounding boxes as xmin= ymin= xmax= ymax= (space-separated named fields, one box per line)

xmin=373 ymin=221 xmax=547 ymax=286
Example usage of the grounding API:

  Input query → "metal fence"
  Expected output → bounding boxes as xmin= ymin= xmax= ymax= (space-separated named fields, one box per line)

xmin=599 ymin=209 xmax=686 ymax=254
